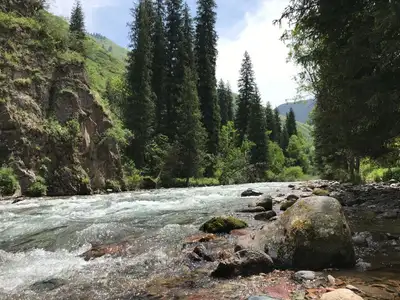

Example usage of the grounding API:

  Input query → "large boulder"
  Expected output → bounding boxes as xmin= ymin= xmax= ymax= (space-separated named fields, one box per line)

xmin=256 ymin=195 xmax=273 ymax=210
xmin=241 ymin=188 xmax=263 ymax=197
xmin=320 ymin=289 xmax=364 ymax=300
xmin=200 ymin=216 xmax=248 ymax=233
xmin=237 ymin=196 xmax=355 ymax=270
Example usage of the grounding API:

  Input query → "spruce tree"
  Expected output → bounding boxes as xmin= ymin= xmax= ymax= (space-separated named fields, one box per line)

xmin=235 ymin=51 xmax=255 ymax=144
xmin=286 ymin=108 xmax=297 ymax=137
xmin=226 ymin=82 xmax=234 ymax=122
xmin=126 ymin=0 xmax=155 ymax=169
xmin=248 ymin=87 xmax=268 ymax=174
xmin=152 ymin=0 xmax=167 ymax=135
xmin=273 ymin=108 xmax=281 ymax=143
xmin=165 ymin=0 xmax=185 ymax=140
xmin=218 ymin=79 xmax=229 ymax=126
xmin=69 ymin=0 xmax=85 ymax=53
xmin=265 ymin=101 xmax=276 ymax=141
xmin=183 ymin=3 xmax=195 ymax=70
xmin=177 ymin=67 xmax=206 ymax=185
xmin=195 ymin=0 xmax=220 ymax=159
xmin=280 ymin=125 xmax=289 ymax=152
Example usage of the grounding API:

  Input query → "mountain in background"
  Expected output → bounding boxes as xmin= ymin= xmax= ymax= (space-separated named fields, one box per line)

xmin=277 ymin=99 xmax=316 ymax=123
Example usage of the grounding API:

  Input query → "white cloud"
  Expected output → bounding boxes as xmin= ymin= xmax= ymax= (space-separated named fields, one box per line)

xmin=216 ymin=0 xmax=299 ymax=107
xmin=48 ymin=0 xmax=118 ymax=32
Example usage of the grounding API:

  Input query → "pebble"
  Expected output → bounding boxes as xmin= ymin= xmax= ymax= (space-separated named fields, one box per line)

xmin=294 ymin=270 xmax=316 ymax=282
xmin=327 ymin=275 xmax=336 ymax=286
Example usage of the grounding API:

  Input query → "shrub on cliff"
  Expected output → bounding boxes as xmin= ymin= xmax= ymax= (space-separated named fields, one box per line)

xmin=27 ymin=176 xmax=47 ymax=197
xmin=0 ymin=168 xmax=19 ymax=196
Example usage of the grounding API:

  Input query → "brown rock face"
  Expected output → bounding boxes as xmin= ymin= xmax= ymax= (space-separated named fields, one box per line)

xmin=0 ymin=6 xmax=124 ymax=196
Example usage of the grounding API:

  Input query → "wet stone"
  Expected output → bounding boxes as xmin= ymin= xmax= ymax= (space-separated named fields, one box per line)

xmin=254 ymin=211 xmax=277 ymax=221
xmin=293 ymin=270 xmax=316 ymax=282
xmin=30 ymin=278 xmax=66 ymax=292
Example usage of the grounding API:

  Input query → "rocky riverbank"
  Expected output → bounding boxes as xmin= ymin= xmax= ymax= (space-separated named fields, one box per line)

xmin=131 ymin=180 xmax=400 ymax=299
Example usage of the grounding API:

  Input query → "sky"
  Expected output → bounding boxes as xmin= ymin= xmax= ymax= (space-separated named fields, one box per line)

xmin=49 ymin=0 xmax=298 ymax=107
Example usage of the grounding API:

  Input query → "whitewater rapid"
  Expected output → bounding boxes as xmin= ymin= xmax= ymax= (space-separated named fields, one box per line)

xmin=0 ymin=183 xmax=291 ymax=299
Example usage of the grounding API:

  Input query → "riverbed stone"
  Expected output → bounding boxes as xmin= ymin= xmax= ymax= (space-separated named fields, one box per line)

xmin=248 ymin=296 xmax=280 ymax=300
xmin=254 ymin=211 xmax=277 ymax=221
xmin=293 ymin=270 xmax=316 ymax=282
xmin=30 ymin=278 xmax=66 ymax=292
xmin=193 ymin=244 xmax=214 ymax=262
xmin=212 ymin=249 xmax=274 ymax=278
xmin=286 ymin=194 xmax=299 ymax=201
xmin=256 ymin=196 xmax=273 ymax=210
xmin=237 ymin=196 xmax=356 ymax=270
xmin=241 ymin=189 xmax=263 ymax=197
xmin=320 ymin=289 xmax=364 ymax=300
xmin=237 ymin=206 xmax=266 ymax=213
xmin=313 ymin=188 xmax=330 ymax=196
xmin=280 ymin=199 xmax=297 ymax=211
xmin=200 ymin=216 xmax=248 ymax=233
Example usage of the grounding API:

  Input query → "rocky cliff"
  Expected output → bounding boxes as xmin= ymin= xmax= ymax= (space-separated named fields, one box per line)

xmin=0 ymin=2 xmax=124 ymax=196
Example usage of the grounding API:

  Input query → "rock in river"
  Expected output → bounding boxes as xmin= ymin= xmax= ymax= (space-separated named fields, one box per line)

xmin=212 ymin=249 xmax=274 ymax=278
xmin=79 ymin=242 xmax=128 ymax=261
xmin=237 ymin=206 xmax=266 ymax=213
xmin=241 ymin=189 xmax=263 ymax=197
xmin=237 ymin=196 xmax=356 ymax=270
xmin=254 ymin=210 xmax=276 ymax=221
xmin=200 ymin=216 xmax=248 ymax=233
xmin=256 ymin=195 xmax=273 ymax=210
xmin=280 ymin=199 xmax=297 ymax=211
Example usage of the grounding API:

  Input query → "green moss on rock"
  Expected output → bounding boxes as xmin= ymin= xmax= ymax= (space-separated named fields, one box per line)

xmin=313 ymin=188 xmax=330 ymax=196
xmin=200 ymin=216 xmax=248 ymax=234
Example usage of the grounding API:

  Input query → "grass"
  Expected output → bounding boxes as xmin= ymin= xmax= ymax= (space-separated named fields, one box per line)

xmin=90 ymin=33 xmax=128 ymax=62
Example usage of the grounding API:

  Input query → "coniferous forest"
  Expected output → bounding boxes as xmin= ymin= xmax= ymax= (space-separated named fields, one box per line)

xmin=104 ymin=0 xmax=314 ymax=187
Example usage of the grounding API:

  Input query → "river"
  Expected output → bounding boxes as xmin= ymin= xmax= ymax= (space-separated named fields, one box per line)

xmin=0 ymin=183 xmax=294 ymax=299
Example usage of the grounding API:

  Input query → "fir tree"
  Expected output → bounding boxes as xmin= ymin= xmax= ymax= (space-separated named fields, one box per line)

xmin=273 ymin=108 xmax=281 ymax=143
xmin=280 ymin=125 xmax=289 ymax=152
xmin=69 ymin=0 xmax=85 ymax=53
xmin=265 ymin=101 xmax=276 ymax=141
xmin=126 ymin=0 xmax=155 ymax=169
xmin=217 ymin=79 xmax=229 ymax=126
xmin=176 ymin=67 xmax=206 ymax=185
xmin=235 ymin=51 xmax=255 ymax=144
xmin=195 ymin=0 xmax=220 ymax=160
xmin=286 ymin=108 xmax=297 ymax=137
xmin=183 ymin=3 xmax=195 ymax=70
xmin=248 ymin=87 xmax=268 ymax=174
xmin=165 ymin=0 xmax=185 ymax=140
xmin=225 ymin=82 xmax=234 ymax=122
xmin=151 ymin=0 xmax=167 ymax=135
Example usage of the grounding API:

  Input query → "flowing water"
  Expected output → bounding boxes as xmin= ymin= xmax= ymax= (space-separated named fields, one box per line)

xmin=1 ymin=183 xmax=399 ymax=300
xmin=0 ymin=183 xmax=293 ymax=299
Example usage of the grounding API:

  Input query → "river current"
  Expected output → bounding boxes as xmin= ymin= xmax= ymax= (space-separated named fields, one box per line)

xmin=0 ymin=183 xmax=293 ymax=299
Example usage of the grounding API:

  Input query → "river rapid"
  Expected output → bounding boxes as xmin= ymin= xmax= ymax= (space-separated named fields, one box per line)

xmin=0 ymin=183 xmax=294 ymax=299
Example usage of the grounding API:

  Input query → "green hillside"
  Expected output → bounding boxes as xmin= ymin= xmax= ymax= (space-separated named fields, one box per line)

xmin=90 ymin=33 xmax=128 ymax=62
xmin=280 ymin=115 xmax=313 ymax=142
xmin=45 ymin=14 xmax=126 ymax=95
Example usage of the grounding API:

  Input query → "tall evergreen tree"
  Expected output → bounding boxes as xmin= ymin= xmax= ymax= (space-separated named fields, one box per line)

xmin=285 ymin=108 xmax=297 ymax=137
xmin=126 ymin=0 xmax=155 ymax=169
xmin=248 ymin=87 xmax=268 ymax=173
xmin=218 ymin=79 xmax=229 ymax=126
xmin=280 ymin=125 xmax=289 ymax=152
xmin=195 ymin=0 xmax=220 ymax=159
xmin=165 ymin=0 xmax=185 ymax=140
xmin=151 ymin=0 xmax=167 ymax=135
xmin=235 ymin=51 xmax=255 ymax=144
xmin=273 ymin=108 xmax=281 ymax=143
xmin=225 ymin=82 xmax=234 ymax=123
xmin=183 ymin=3 xmax=195 ymax=70
xmin=176 ymin=67 xmax=207 ymax=185
xmin=69 ymin=0 xmax=85 ymax=53
xmin=265 ymin=102 xmax=276 ymax=141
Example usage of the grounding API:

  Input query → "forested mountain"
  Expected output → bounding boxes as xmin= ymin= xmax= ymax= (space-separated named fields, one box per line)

xmin=277 ymin=99 xmax=315 ymax=123
xmin=0 ymin=0 xmax=316 ymax=198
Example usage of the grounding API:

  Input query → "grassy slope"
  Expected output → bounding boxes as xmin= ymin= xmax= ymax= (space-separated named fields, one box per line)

xmin=47 ymin=15 xmax=126 ymax=95
xmin=280 ymin=115 xmax=313 ymax=142
xmin=90 ymin=33 xmax=128 ymax=62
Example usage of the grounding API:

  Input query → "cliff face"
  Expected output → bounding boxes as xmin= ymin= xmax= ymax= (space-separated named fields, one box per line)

xmin=0 ymin=3 xmax=124 ymax=196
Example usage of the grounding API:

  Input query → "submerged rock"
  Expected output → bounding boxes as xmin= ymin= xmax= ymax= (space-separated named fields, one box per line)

xmin=320 ymin=289 xmax=364 ymax=300
xmin=254 ymin=211 xmax=276 ymax=221
xmin=193 ymin=244 xmax=214 ymax=262
xmin=237 ymin=196 xmax=356 ymax=270
xmin=212 ymin=250 xmax=274 ymax=278
xmin=200 ymin=216 xmax=248 ymax=233
xmin=241 ymin=189 xmax=264 ymax=197
xmin=79 ymin=242 xmax=128 ymax=261
xmin=30 ymin=278 xmax=66 ymax=292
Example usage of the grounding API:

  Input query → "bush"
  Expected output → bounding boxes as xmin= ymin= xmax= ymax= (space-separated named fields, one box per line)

xmin=105 ymin=180 xmax=121 ymax=192
xmin=281 ymin=166 xmax=304 ymax=182
xmin=265 ymin=170 xmax=279 ymax=182
xmin=27 ymin=177 xmax=47 ymax=197
xmin=0 ymin=168 xmax=19 ymax=196
xmin=383 ymin=168 xmax=400 ymax=182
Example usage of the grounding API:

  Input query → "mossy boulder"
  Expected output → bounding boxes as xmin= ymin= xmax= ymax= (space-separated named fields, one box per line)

xmin=200 ymin=216 xmax=248 ymax=234
xmin=313 ymin=188 xmax=330 ymax=196
xmin=237 ymin=196 xmax=355 ymax=270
